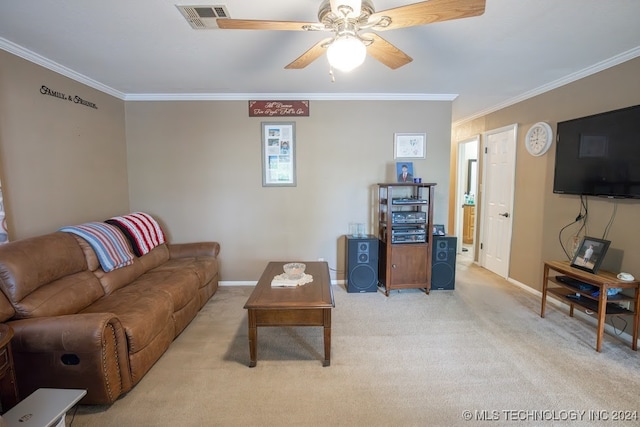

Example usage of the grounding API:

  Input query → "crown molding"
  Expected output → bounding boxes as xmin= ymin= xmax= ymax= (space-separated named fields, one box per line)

xmin=3 ymin=37 xmax=639 ymax=121
xmin=1 ymin=38 xmax=456 ymax=103
xmin=123 ymin=93 xmax=458 ymax=102
xmin=0 ymin=37 xmax=126 ymax=99
xmin=453 ymin=46 xmax=640 ymax=127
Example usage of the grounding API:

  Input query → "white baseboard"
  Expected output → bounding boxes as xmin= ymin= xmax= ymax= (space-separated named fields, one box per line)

xmin=220 ymin=281 xmax=257 ymax=286
xmin=507 ymin=277 xmax=638 ymax=348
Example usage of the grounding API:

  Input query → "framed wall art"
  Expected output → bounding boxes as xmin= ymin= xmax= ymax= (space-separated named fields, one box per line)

xmin=394 ymin=133 xmax=426 ymax=159
xmin=262 ymin=122 xmax=296 ymax=187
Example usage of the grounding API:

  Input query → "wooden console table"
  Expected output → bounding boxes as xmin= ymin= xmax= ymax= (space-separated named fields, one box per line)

xmin=541 ymin=260 xmax=640 ymax=352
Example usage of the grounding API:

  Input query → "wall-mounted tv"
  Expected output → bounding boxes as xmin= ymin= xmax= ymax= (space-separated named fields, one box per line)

xmin=553 ymin=104 xmax=640 ymax=199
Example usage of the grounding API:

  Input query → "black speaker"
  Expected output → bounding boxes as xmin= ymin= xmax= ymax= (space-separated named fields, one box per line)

xmin=431 ymin=235 xmax=457 ymax=290
xmin=346 ymin=235 xmax=378 ymax=293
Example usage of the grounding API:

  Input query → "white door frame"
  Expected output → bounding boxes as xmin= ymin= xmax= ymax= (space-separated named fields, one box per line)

xmin=455 ymin=135 xmax=479 ymax=254
xmin=479 ymin=124 xmax=518 ymax=278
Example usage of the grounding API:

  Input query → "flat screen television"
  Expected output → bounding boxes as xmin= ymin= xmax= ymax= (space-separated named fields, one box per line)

xmin=553 ymin=104 xmax=640 ymax=199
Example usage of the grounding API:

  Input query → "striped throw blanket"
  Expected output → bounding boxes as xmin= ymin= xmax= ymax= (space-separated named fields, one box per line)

xmin=60 ymin=222 xmax=135 ymax=272
xmin=105 ymin=212 xmax=166 ymax=257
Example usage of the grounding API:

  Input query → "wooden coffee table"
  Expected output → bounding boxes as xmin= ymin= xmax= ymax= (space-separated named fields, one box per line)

xmin=244 ymin=261 xmax=334 ymax=367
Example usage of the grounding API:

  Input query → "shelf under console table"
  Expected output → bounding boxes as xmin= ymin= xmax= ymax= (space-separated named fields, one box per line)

xmin=541 ymin=260 xmax=640 ymax=352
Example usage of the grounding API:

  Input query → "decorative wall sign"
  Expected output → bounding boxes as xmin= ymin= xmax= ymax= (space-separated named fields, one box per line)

xmin=249 ymin=101 xmax=309 ymax=117
xmin=40 ymin=85 xmax=98 ymax=109
xmin=262 ymin=122 xmax=296 ymax=187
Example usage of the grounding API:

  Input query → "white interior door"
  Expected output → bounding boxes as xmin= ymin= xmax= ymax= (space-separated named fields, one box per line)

xmin=480 ymin=124 xmax=517 ymax=278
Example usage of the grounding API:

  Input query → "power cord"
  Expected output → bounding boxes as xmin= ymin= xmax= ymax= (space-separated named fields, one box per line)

xmin=609 ymin=315 xmax=628 ymax=336
xmin=558 ymin=195 xmax=588 ymax=260
xmin=601 ymin=200 xmax=618 ymax=240
xmin=68 ymin=404 xmax=80 ymax=425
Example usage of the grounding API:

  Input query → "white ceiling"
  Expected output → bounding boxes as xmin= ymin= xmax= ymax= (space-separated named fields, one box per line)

xmin=1 ymin=0 xmax=639 ymax=123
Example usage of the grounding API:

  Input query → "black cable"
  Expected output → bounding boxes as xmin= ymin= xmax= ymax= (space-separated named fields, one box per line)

xmin=609 ymin=314 xmax=627 ymax=336
xmin=577 ymin=195 xmax=588 ymax=236
xmin=68 ymin=404 xmax=80 ymax=425
xmin=602 ymin=201 xmax=618 ymax=240
xmin=558 ymin=219 xmax=581 ymax=260
xmin=558 ymin=195 xmax=588 ymax=260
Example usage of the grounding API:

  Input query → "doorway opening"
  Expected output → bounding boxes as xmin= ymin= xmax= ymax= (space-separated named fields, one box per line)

xmin=455 ymin=136 xmax=479 ymax=261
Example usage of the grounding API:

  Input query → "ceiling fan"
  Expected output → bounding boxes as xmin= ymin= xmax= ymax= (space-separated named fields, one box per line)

xmin=216 ymin=0 xmax=486 ymax=72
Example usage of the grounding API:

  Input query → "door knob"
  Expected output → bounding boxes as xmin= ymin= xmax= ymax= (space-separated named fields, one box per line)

xmin=499 ymin=212 xmax=510 ymax=218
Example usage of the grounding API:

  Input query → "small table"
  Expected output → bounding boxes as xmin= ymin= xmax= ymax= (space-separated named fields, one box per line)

xmin=244 ymin=261 xmax=334 ymax=367
xmin=541 ymin=260 xmax=640 ymax=352
xmin=0 ymin=324 xmax=19 ymax=413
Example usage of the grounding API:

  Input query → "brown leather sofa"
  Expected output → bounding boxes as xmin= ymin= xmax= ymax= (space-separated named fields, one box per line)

xmin=0 ymin=227 xmax=220 ymax=404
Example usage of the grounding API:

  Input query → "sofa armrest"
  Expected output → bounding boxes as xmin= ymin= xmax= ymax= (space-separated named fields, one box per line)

xmin=168 ymin=242 xmax=220 ymax=259
xmin=8 ymin=313 xmax=133 ymax=404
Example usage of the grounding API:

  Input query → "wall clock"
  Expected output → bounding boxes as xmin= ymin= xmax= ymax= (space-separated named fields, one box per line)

xmin=524 ymin=122 xmax=554 ymax=156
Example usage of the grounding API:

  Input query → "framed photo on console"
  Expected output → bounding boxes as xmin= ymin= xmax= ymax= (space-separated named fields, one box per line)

xmin=262 ymin=122 xmax=296 ymax=187
xmin=570 ymin=236 xmax=611 ymax=274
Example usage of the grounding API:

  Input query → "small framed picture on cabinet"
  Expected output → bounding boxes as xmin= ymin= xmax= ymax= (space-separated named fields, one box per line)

xmin=396 ymin=162 xmax=414 ymax=183
xmin=570 ymin=236 xmax=610 ymax=274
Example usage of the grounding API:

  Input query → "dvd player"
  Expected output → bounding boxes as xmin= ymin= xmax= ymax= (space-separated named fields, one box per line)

xmin=392 ymin=211 xmax=426 ymax=224
xmin=392 ymin=198 xmax=427 ymax=205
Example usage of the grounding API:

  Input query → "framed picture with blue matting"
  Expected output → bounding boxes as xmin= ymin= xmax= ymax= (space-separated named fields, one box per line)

xmin=396 ymin=162 xmax=414 ymax=183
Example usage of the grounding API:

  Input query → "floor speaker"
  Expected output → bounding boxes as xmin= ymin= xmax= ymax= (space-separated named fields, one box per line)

xmin=346 ymin=235 xmax=378 ymax=293
xmin=432 ymin=235 xmax=457 ymax=290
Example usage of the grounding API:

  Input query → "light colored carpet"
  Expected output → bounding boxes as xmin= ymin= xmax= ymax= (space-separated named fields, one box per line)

xmin=67 ymin=259 xmax=640 ymax=426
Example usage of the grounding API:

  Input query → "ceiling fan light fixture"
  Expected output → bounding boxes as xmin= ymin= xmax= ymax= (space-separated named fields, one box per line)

xmin=329 ymin=0 xmax=362 ymax=18
xmin=327 ymin=35 xmax=366 ymax=72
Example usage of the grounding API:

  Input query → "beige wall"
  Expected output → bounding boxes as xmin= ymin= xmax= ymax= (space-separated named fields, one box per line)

xmin=125 ymin=100 xmax=452 ymax=281
xmin=0 ymin=48 xmax=453 ymax=281
xmin=4 ymin=46 xmax=638 ymax=288
xmin=0 ymin=50 xmax=129 ymax=238
xmin=453 ymin=57 xmax=640 ymax=291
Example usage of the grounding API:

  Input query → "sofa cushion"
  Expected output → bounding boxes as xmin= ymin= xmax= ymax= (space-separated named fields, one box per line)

xmin=10 ymin=271 xmax=105 ymax=319
xmin=138 ymin=244 xmax=170 ymax=272
xmin=81 ymin=286 xmax=174 ymax=353
xmin=92 ymin=258 xmax=146 ymax=295
xmin=130 ymin=270 xmax=199 ymax=312
xmin=151 ymin=257 xmax=218 ymax=290
xmin=0 ymin=232 xmax=88 ymax=302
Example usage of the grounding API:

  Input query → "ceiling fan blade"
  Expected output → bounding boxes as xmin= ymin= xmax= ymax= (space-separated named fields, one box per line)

xmin=370 ymin=0 xmax=486 ymax=31
xmin=216 ymin=19 xmax=316 ymax=31
xmin=362 ymin=33 xmax=413 ymax=69
xmin=285 ymin=38 xmax=333 ymax=69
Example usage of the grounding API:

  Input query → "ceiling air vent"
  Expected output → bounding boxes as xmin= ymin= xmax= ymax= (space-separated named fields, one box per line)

xmin=176 ymin=5 xmax=230 ymax=29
